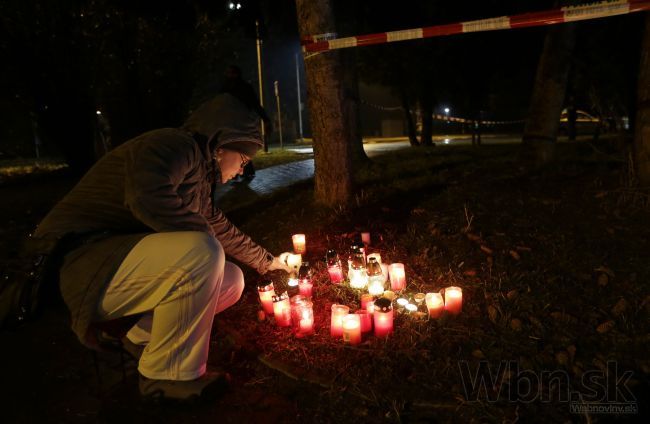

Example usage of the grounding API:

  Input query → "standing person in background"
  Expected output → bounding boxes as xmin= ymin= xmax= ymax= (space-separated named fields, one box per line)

xmin=220 ymin=65 xmax=272 ymax=180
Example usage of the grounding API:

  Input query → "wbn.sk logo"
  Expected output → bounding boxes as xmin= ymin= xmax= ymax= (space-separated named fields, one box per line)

xmin=458 ymin=360 xmax=637 ymax=415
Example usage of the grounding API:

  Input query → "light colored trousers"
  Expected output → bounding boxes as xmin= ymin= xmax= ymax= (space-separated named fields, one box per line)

xmin=96 ymin=231 xmax=244 ymax=381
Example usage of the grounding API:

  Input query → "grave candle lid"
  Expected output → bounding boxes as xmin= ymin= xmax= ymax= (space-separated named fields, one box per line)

xmin=257 ymin=281 xmax=274 ymax=291
xmin=373 ymin=297 xmax=393 ymax=312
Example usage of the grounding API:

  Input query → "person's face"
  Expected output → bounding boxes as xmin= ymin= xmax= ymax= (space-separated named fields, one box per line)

xmin=216 ymin=148 xmax=251 ymax=183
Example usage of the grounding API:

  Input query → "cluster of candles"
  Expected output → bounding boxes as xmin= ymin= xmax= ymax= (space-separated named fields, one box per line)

xmin=257 ymin=232 xmax=464 ymax=343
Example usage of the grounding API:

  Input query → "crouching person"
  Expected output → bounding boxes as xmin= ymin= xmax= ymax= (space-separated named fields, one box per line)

xmin=32 ymin=94 xmax=292 ymax=401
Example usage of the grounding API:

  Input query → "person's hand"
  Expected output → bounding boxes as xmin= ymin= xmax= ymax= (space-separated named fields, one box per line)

xmin=267 ymin=252 xmax=293 ymax=273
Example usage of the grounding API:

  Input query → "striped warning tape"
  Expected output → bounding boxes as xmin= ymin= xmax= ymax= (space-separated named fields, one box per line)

xmin=302 ymin=0 xmax=650 ymax=53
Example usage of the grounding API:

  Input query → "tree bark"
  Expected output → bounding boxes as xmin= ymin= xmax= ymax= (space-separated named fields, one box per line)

xmin=522 ymin=23 xmax=576 ymax=166
xmin=401 ymin=89 xmax=419 ymax=146
xmin=341 ymin=49 xmax=368 ymax=165
xmin=420 ymin=95 xmax=434 ymax=146
xmin=634 ymin=14 xmax=650 ymax=186
xmin=295 ymin=0 xmax=353 ymax=207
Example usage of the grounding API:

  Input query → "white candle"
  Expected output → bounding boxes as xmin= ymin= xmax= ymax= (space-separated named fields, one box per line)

xmin=361 ymin=232 xmax=371 ymax=245
xmin=425 ymin=292 xmax=444 ymax=318
xmin=388 ymin=263 xmax=406 ymax=291
xmin=342 ymin=314 xmax=361 ymax=345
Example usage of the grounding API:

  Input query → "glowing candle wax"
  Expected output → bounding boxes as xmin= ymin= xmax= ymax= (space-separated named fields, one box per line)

xmin=373 ymin=298 xmax=394 ymax=337
xmin=291 ymin=297 xmax=314 ymax=337
xmin=360 ymin=293 xmax=374 ymax=310
xmin=356 ymin=310 xmax=372 ymax=333
xmin=327 ymin=265 xmax=344 ymax=284
xmin=348 ymin=268 xmax=368 ymax=289
xmin=342 ymin=314 xmax=361 ymax=345
xmin=292 ymin=234 xmax=306 ymax=254
xmin=257 ymin=281 xmax=276 ymax=315
xmin=388 ymin=263 xmax=406 ymax=291
xmin=425 ymin=292 xmax=444 ymax=318
xmin=298 ymin=278 xmax=313 ymax=297
xmin=326 ymin=249 xmax=344 ymax=284
xmin=330 ymin=304 xmax=350 ymax=337
xmin=366 ymin=257 xmax=385 ymax=296
xmin=272 ymin=292 xmax=291 ymax=327
xmin=444 ymin=286 xmax=463 ymax=315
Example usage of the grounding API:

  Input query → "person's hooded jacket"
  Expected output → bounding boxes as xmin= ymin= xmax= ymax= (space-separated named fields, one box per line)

xmin=34 ymin=94 xmax=272 ymax=347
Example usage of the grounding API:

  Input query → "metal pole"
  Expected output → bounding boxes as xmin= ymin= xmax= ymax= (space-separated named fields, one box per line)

xmin=274 ymin=80 xmax=283 ymax=149
xmin=295 ymin=52 xmax=304 ymax=143
xmin=255 ymin=20 xmax=267 ymax=152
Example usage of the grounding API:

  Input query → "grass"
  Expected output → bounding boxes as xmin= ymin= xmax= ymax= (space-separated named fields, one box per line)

xmin=250 ymin=149 xmax=312 ymax=170
xmin=217 ymin=140 xmax=650 ymax=422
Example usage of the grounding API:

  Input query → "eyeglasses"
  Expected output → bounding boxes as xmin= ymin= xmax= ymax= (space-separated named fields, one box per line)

xmin=239 ymin=153 xmax=251 ymax=169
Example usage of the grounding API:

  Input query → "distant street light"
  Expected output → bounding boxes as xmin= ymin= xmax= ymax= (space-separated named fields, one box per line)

xmin=444 ymin=107 xmax=450 ymax=123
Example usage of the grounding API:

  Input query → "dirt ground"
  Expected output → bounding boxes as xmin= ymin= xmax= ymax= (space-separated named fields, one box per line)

xmin=1 ymin=140 xmax=649 ymax=423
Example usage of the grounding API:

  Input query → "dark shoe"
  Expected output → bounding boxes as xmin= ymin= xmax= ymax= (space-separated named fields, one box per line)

xmin=139 ymin=371 xmax=231 ymax=401
xmin=120 ymin=336 xmax=145 ymax=361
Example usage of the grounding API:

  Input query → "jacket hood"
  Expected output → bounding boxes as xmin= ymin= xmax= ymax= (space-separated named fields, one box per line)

xmin=182 ymin=94 xmax=262 ymax=157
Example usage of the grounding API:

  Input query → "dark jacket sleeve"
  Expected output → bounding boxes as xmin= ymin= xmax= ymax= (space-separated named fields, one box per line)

xmin=206 ymin=209 xmax=274 ymax=275
xmin=124 ymin=134 xmax=213 ymax=234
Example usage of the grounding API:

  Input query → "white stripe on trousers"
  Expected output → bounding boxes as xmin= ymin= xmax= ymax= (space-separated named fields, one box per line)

xmin=96 ymin=231 xmax=245 ymax=381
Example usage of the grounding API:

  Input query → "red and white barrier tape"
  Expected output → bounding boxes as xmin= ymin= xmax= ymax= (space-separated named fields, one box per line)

xmin=302 ymin=0 xmax=650 ymax=54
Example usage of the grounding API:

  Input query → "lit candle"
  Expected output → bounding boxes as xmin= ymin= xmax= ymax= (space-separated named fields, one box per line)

xmin=327 ymin=265 xmax=344 ymax=284
xmin=292 ymin=234 xmax=306 ymax=254
xmin=425 ymin=292 xmax=444 ymax=318
xmin=366 ymin=253 xmax=381 ymax=264
xmin=366 ymin=257 xmax=385 ymax=296
xmin=342 ymin=314 xmax=361 ymax=345
xmin=396 ymin=297 xmax=409 ymax=307
xmin=388 ymin=263 xmax=406 ymax=291
xmin=291 ymin=297 xmax=314 ymax=337
xmin=356 ymin=310 xmax=372 ymax=333
xmin=298 ymin=262 xmax=313 ymax=297
xmin=348 ymin=267 xmax=368 ymax=289
xmin=298 ymin=278 xmax=313 ymax=297
xmin=360 ymin=293 xmax=374 ymax=310
xmin=286 ymin=253 xmax=302 ymax=270
xmin=330 ymin=304 xmax=350 ymax=337
xmin=257 ymin=281 xmax=276 ymax=315
xmin=366 ymin=300 xmax=375 ymax=314
xmin=444 ymin=286 xmax=463 ymax=315
xmin=373 ymin=298 xmax=394 ymax=337
xmin=272 ymin=292 xmax=291 ymax=326
xmin=361 ymin=232 xmax=371 ymax=245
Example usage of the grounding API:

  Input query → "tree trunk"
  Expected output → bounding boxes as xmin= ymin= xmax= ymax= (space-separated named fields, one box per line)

xmin=295 ymin=0 xmax=353 ymax=207
xmin=420 ymin=95 xmax=434 ymax=146
xmin=401 ymin=89 xmax=419 ymax=146
xmin=341 ymin=49 xmax=368 ymax=165
xmin=521 ymin=23 xmax=576 ymax=166
xmin=634 ymin=14 xmax=650 ymax=186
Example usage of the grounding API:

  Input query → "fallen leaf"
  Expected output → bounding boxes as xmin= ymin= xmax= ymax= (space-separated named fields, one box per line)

xmin=567 ymin=345 xmax=577 ymax=362
xmin=472 ymin=349 xmax=485 ymax=359
xmin=257 ymin=310 xmax=266 ymax=322
xmin=550 ymin=311 xmax=578 ymax=324
xmin=466 ymin=233 xmax=482 ymax=242
xmin=506 ymin=289 xmax=519 ymax=301
xmin=488 ymin=305 xmax=499 ymax=324
xmin=509 ymin=250 xmax=521 ymax=260
xmin=510 ymin=318 xmax=523 ymax=331
xmin=463 ymin=269 xmax=477 ymax=277
xmin=594 ymin=266 xmax=615 ymax=277
xmin=611 ymin=298 xmax=627 ymax=317
xmin=596 ymin=320 xmax=615 ymax=334
xmin=597 ymin=273 xmax=609 ymax=287
xmin=516 ymin=246 xmax=532 ymax=252
xmin=411 ymin=208 xmax=426 ymax=215
xmin=529 ymin=315 xmax=544 ymax=329
xmin=555 ymin=351 xmax=570 ymax=366
xmin=480 ymin=245 xmax=493 ymax=255
xmin=594 ymin=191 xmax=608 ymax=199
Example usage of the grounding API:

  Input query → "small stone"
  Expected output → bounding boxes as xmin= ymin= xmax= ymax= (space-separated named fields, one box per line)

xmin=257 ymin=310 xmax=267 ymax=321
xmin=555 ymin=351 xmax=570 ymax=366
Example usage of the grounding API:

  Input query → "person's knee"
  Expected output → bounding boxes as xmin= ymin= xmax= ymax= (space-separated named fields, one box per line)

xmin=181 ymin=232 xmax=224 ymax=280
xmin=226 ymin=262 xmax=245 ymax=300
